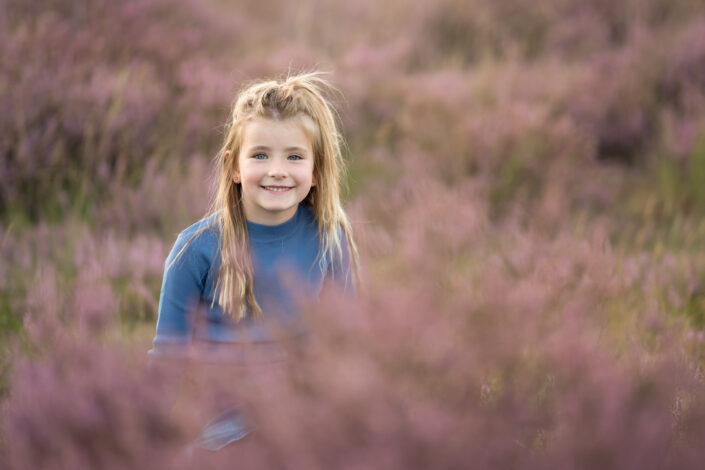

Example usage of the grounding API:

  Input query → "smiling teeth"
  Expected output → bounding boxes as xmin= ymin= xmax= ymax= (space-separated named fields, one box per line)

xmin=263 ymin=186 xmax=291 ymax=192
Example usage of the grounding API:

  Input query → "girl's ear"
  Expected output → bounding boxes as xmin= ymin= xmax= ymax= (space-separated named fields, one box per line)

xmin=226 ymin=150 xmax=241 ymax=183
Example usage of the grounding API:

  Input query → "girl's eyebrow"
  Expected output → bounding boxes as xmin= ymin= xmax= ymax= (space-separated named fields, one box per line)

xmin=247 ymin=145 xmax=309 ymax=154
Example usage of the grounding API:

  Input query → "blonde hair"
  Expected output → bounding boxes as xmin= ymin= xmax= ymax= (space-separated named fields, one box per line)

xmin=172 ymin=71 xmax=358 ymax=321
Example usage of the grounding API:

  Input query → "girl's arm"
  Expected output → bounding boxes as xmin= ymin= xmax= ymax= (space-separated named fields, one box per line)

xmin=149 ymin=230 xmax=211 ymax=359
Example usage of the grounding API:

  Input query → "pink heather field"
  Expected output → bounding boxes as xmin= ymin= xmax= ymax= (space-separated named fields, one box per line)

xmin=3 ymin=0 xmax=705 ymax=468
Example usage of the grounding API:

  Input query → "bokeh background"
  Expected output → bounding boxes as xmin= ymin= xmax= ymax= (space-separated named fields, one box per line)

xmin=3 ymin=0 xmax=705 ymax=468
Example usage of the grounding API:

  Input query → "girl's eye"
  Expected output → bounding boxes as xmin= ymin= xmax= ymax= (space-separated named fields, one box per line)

xmin=288 ymin=154 xmax=302 ymax=160
xmin=253 ymin=153 xmax=267 ymax=160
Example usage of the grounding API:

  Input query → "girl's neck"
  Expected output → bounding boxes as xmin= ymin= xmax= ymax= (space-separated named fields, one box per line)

xmin=246 ymin=205 xmax=303 ymax=242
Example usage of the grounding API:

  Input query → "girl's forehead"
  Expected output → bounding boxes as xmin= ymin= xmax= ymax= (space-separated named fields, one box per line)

xmin=240 ymin=115 xmax=316 ymax=148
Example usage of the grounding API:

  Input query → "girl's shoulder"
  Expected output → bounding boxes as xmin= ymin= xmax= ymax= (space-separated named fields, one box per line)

xmin=180 ymin=212 xmax=221 ymax=239
xmin=172 ymin=212 xmax=222 ymax=258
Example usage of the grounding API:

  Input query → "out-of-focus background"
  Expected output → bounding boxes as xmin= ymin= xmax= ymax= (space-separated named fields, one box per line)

xmin=2 ymin=0 xmax=705 ymax=468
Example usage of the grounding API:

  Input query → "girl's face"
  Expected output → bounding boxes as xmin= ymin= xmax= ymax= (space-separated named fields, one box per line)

xmin=233 ymin=116 xmax=316 ymax=225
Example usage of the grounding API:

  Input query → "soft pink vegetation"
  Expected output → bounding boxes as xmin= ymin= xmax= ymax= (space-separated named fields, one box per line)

xmin=0 ymin=0 xmax=241 ymax=218
xmin=1 ymin=340 xmax=189 ymax=470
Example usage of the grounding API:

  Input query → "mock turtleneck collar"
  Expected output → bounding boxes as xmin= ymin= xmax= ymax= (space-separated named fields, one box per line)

xmin=246 ymin=205 xmax=302 ymax=242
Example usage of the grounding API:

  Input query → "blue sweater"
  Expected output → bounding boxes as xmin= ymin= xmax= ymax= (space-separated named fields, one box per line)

xmin=149 ymin=204 xmax=353 ymax=363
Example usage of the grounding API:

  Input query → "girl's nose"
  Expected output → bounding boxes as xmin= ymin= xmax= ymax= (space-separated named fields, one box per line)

xmin=268 ymin=158 xmax=287 ymax=177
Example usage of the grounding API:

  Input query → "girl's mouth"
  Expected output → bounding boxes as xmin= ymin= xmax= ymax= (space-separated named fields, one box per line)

xmin=261 ymin=186 xmax=293 ymax=192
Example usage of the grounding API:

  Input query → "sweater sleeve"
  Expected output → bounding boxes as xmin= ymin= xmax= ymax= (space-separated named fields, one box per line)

xmin=149 ymin=230 xmax=212 ymax=358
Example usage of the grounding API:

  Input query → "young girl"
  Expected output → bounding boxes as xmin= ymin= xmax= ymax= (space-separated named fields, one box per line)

xmin=149 ymin=72 xmax=358 ymax=450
